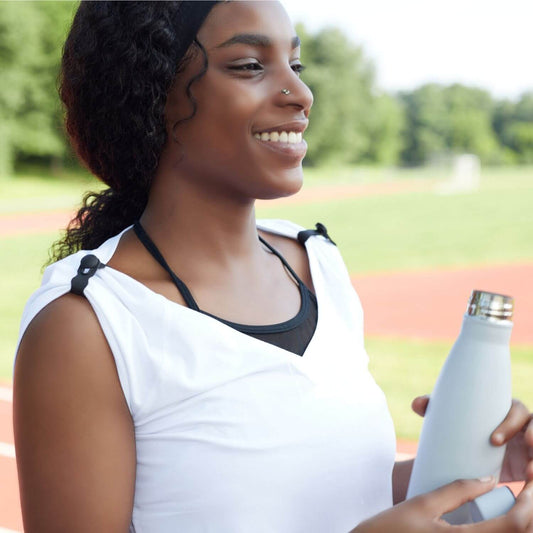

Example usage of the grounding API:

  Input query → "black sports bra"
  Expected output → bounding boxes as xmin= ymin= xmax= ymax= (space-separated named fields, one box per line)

xmin=133 ymin=221 xmax=318 ymax=356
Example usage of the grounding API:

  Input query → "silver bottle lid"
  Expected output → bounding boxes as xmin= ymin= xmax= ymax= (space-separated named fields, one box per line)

xmin=467 ymin=290 xmax=514 ymax=322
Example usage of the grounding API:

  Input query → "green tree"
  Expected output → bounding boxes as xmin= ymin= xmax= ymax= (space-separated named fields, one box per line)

xmin=445 ymin=84 xmax=499 ymax=161
xmin=493 ymin=92 xmax=533 ymax=163
xmin=0 ymin=1 xmax=76 ymax=177
xmin=362 ymin=92 xmax=405 ymax=165
xmin=399 ymin=84 xmax=449 ymax=165
xmin=507 ymin=92 xmax=533 ymax=163
xmin=505 ymin=122 xmax=533 ymax=163
xmin=400 ymin=84 xmax=500 ymax=164
xmin=298 ymin=25 xmax=376 ymax=166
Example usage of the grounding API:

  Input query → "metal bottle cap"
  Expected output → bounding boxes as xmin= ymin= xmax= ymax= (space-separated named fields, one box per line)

xmin=467 ymin=290 xmax=514 ymax=322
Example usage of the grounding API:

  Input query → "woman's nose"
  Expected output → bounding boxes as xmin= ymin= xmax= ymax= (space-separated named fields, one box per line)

xmin=276 ymin=72 xmax=313 ymax=114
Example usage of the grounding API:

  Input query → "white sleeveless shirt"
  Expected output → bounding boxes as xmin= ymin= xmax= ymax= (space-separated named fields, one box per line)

xmin=17 ymin=219 xmax=396 ymax=533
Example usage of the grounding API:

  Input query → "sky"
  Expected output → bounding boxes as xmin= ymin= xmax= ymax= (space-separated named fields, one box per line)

xmin=282 ymin=0 xmax=533 ymax=100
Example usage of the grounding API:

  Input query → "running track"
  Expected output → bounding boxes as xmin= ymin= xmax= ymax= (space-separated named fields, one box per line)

xmin=2 ymin=195 xmax=531 ymax=530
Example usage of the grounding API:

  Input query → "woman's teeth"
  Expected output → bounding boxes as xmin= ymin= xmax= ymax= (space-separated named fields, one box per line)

xmin=254 ymin=131 xmax=303 ymax=143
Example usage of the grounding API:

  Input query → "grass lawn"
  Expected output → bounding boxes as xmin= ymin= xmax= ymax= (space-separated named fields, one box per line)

xmin=257 ymin=168 xmax=533 ymax=273
xmin=0 ymin=231 xmax=61 ymax=380
xmin=0 ymin=168 xmax=101 ymax=214
xmin=366 ymin=337 xmax=533 ymax=441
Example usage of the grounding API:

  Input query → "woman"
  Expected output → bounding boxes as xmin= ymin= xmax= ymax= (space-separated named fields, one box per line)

xmin=13 ymin=2 xmax=533 ymax=532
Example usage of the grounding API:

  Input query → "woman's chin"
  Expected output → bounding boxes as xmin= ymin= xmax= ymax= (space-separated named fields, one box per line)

xmin=258 ymin=170 xmax=304 ymax=200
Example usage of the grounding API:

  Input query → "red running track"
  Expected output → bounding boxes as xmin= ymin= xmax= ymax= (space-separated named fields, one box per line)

xmin=354 ymin=263 xmax=533 ymax=345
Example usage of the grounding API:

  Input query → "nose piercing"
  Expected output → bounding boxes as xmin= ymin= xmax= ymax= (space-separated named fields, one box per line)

xmin=280 ymin=88 xmax=291 ymax=95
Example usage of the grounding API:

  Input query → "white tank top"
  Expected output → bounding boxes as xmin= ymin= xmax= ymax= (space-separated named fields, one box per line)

xmin=17 ymin=219 xmax=396 ymax=533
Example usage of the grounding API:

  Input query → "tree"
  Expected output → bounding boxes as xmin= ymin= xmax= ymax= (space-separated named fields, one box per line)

xmin=445 ymin=84 xmax=499 ymax=161
xmin=298 ymin=25 xmax=376 ymax=166
xmin=362 ymin=92 xmax=405 ymax=165
xmin=0 ymin=1 xmax=77 ymax=177
xmin=493 ymin=92 xmax=533 ymax=163
xmin=399 ymin=84 xmax=500 ymax=165
xmin=399 ymin=84 xmax=450 ymax=165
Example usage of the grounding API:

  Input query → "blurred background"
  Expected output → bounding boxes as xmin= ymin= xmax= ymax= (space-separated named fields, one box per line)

xmin=0 ymin=2 xmax=532 ymax=530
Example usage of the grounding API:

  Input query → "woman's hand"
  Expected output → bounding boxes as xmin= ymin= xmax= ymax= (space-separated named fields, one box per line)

xmin=353 ymin=478 xmax=533 ymax=532
xmin=412 ymin=396 xmax=533 ymax=483
xmin=491 ymin=399 xmax=533 ymax=482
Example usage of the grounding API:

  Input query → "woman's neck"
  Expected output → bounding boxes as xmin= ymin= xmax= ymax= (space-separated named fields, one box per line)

xmin=139 ymin=170 xmax=263 ymax=272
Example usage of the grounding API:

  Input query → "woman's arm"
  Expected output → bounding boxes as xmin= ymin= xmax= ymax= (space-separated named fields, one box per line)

xmin=13 ymin=293 xmax=136 ymax=533
xmin=392 ymin=459 xmax=414 ymax=505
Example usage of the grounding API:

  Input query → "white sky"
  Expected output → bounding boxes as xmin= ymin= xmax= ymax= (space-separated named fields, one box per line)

xmin=281 ymin=0 xmax=533 ymax=100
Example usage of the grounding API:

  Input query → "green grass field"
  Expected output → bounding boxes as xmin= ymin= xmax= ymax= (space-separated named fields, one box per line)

xmin=366 ymin=337 xmax=533 ymax=440
xmin=0 ymin=168 xmax=99 ymax=214
xmin=257 ymin=168 xmax=533 ymax=273
xmin=2 ymin=166 xmax=532 ymax=439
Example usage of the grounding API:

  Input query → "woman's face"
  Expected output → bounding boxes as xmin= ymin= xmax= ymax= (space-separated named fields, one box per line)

xmin=163 ymin=0 xmax=313 ymax=201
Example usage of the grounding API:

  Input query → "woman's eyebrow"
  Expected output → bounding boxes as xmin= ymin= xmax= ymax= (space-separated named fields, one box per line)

xmin=215 ymin=33 xmax=300 ymax=49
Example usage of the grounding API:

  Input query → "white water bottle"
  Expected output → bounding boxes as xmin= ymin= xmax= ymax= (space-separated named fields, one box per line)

xmin=406 ymin=290 xmax=515 ymax=523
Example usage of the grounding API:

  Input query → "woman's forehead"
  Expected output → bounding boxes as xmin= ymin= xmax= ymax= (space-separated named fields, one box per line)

xmin=199 ymin=1 xmax=297 ymax=50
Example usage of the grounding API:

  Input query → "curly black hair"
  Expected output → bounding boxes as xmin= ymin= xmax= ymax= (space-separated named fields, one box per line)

xmin=50 ymin=1 xmax=216 ymax=262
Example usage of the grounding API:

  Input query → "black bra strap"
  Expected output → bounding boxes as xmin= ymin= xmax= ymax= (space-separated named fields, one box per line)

xmin=133 ymin=221 xmax=200 ymax=310
xmin=134 ymin=221 xmax=313 ymax=311
xmin=297 ymin=222 xmax=336 ymax=246
xmin=258 ymin=235 xmax=306 ymax=289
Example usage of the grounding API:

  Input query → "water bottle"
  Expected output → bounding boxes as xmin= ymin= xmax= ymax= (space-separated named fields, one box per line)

xmin=406 ymin=290 xmax=515 ymax=523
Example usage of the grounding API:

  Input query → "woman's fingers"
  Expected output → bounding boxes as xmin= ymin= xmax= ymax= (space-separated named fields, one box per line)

xmin=491 ymin=399 xmax=532 ymax=446
xmin=355 ymin=480 xmax=533 ymax=532
xmin=467 ymin=482 xmax=533 ymax=533
xmin=418 ymin=477 xmax=497 ymax=517
xmin=411 ymin=395 xmax=430 ymax=417
xmin=508 ymin=483 xmax=533 ymax=531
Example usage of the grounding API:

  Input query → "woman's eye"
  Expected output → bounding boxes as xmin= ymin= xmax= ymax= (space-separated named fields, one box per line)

xmin=228 ymin=62 xmax=263 ymax=72
xmin=291 ymin=63 xmax=306 ymax=75
xmin=227 ymin=61 xmax=305 ymax=76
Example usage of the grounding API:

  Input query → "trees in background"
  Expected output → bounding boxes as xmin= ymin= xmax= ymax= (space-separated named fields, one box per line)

xmin=0 ymin=1 xmax=77 ymax=176
xmin=493 ymin=93 xmax=533 ymax=164
xmin=297 ymin=24 xmax=405 ymax=166
xmin=399 ymin=84 xmax=500 ymax=165
xmin=0 ymin=3 xmax=531 ymax=175
xmin=295 ymin=26 xmax=532 ymax=168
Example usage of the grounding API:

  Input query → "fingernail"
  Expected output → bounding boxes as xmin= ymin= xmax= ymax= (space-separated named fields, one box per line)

xmin=492 ymin=432 xmax=504 ymax=444
xmin=478 ymin=476 xmax=494 ymax=483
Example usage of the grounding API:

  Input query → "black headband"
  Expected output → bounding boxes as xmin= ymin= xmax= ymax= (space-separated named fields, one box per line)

xmin=172 ymin=1 xmax=219 ymax=63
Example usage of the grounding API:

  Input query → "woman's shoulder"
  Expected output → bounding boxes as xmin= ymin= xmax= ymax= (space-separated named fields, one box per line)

xmin=18 ymin=228 xmax=129 ymax=342
xmin=256 ymin=218 xmax=305 ymax=239
xmin=257 ymin=219 xmax=315 ymax=292
xmin=14 ymin=291 xmax=136 ymax=532
xmin=15 ymin=279 xmax=114 ymax=386
xmin=18 ymin=291 xmax=107 ymax=363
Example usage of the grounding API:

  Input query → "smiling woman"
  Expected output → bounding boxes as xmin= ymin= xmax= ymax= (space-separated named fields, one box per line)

xmin=11 ymin=2 xmax=533 ymax=533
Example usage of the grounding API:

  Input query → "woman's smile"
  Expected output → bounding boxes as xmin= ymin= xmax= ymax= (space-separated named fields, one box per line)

xmin=252 ymin=119 xmax=308 ymax=161
xmin=253 ymin=130 xmax=307 ymax=161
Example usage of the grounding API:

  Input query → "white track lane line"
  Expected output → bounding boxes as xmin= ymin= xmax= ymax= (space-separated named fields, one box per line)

xmin=0 ymin=387 xmax=15 ymax=459
xmin=0 ymin=387 xmax=13 ymax=403
xmin=395 ymin=452 xmax=415 ymax=461
xmin=0 ymin=442 xmax=15 ymax=459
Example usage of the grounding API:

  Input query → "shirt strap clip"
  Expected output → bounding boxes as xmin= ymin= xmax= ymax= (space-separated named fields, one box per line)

xmin=297 ymin=222 xmax=336 ymax=246
xmin=70 ymin=254 xmax=105 ymax=296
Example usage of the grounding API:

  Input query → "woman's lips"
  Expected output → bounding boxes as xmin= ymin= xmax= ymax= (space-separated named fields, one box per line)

xmin=253 ymin=131 xmax=307 ymax=160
